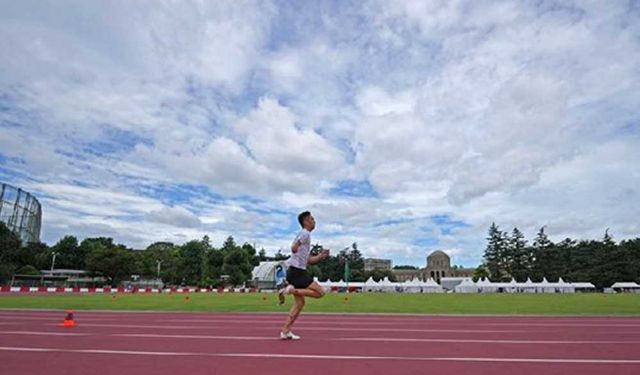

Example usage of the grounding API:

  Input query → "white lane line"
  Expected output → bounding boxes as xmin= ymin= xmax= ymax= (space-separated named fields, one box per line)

xmin=115 ymin=333 xmax=640 ymax=345
xmin=0 ymin=346 xmax=639 ymax=364
xmin=0 ymin=331 xmax=89 ymax=336
xmin=148 ymin=319 xmax=640 ymax=328
xmin=114 ymin=333 xmax=279 ymax=340
xmin=480 ymin=323 xmax=640 ymax=328
xmin=76 ymin=323 xmax=523 ymax=333
xmin=335 ymin=337 xmax=640 ymax=345
xmin=4 ymin=331 xmax=639 ymax=345
xmin=0 ymin=346 xmax=192 ymax=356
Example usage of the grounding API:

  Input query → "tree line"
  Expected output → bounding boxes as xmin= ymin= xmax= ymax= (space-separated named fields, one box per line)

xmin=0 ymin=223 xmax=396 ymax=287
xmin=480 ymin=223 xmax=640 ymax=289
xmin=0 ymin=223 xmax=260 ymax=287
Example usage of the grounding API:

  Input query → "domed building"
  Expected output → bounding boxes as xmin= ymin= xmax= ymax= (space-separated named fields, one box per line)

xmin=393 ymin=250 xmax=474 ymax=284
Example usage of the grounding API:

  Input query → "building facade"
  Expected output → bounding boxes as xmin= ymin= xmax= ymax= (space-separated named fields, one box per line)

xmin=364 ymin=258 xmax=392 ymax=272
xmin=392 ymin=250 xmax=474 ymax=284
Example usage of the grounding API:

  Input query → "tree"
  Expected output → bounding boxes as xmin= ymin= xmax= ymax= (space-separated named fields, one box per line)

xmin=274 ymin=249 xmax=289 ymax=261
xmin=222 ymin=247 xmax=253 ymax=286
xmin=485 ymin=223 xmax=640 ymax=289
xmin=241 ymin=243 xmax=259 ymax=266
xmin=393 ymin=265 xmax=418 ymax=270
xmin=556 ymin=238 xmax=579 ymax=281
xmin=0 ymin=222 xmax=22 ymax=264
xmin=483 ymin=223 xmax=508 ymax=281
xmin=0 ymin=222 xmax=21 ymax=283
xmin=222 ymin=236 xmax=237 ymax=252
xmin=364 ymin=269 xmax=397 ymax=282
xmin=506 ymin=227 xmax=528 ymax=281
xmin=137 ymin=242 xmax=182 ymax=285
xmin=533 ymin=226 xmax=552 ymax=250
xmin=77 ymin=238 xmax=115 ymax=270
xmin=206 ymin=248 xmax=225 ymax=287
xmin=85 ymin=244 xmax=134 ymax=286
xmin=618 ymin=239 xmax=640 ymax=284
xmin=591 ymin=230 xmax=621 ymax=289
xmin=16 ymin=265 xmax=40 ymax=275
xmin=530 ymin=226 xmax=552 ymax=280
xmin=311 ymin=243 xmax=343 ymax=281
xmin=346 ymin=243 xmax=365 ymax=282
xmin=307 ymin=264 xmax=323 ymax=280
xmin=26 ymin=241 xmax=51 ymax=271
xmin=473 ymin=265 xmax=489 ymax=282
xmin=258 ymin=249 xmax=267 ymax=262
xmin=178 ymin=240 xmax=207 ymax=286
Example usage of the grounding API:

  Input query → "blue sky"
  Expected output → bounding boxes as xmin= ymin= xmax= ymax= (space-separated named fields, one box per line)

xmin=1 ymin=0 xmax=639 ymax=267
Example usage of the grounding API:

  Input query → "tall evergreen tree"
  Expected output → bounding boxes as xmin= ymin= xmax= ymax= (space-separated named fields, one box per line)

xmin=531 ymin=226 xmax=554 ymax=280
xmin=507 ymin=227 xmax=528 ymax=281
xmin=484 ymin=223 xmax=508 ymax=281
xmin=222 ymin=236 xmax=237 ymax=252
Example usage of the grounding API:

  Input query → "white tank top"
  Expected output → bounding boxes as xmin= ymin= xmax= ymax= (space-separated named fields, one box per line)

xmin=288 ymin=229 xmax=311 ymax=269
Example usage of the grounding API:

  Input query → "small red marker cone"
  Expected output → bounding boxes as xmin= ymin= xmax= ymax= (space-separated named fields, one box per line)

xmin=61 ymin=310 xmax=76 ymax=328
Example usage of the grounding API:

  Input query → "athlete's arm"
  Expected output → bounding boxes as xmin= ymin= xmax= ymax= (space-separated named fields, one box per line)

xmin=292 ymin=231 xmax=310 ymax=254
xmin=308 ymin=249 xmax=330 ymax=265
xmin=291 ymin=239 xmax=301 ymax=253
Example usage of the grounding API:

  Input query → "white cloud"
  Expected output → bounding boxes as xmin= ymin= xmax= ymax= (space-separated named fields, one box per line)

xmin=146 ymin=206 xmax=201 ymax=229
xmin=235 ymin=97 xmax=346 ymax=176
xmin=1 ymin=1 xmax=639 ymax=266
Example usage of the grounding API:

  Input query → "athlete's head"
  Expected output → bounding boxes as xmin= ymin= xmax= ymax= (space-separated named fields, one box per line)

xmin=298 ymin=211 xmax=315 ymax=231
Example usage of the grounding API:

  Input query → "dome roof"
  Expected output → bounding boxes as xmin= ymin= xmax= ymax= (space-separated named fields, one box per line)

xmin=427 ymin=250 xmax=450 ymax=259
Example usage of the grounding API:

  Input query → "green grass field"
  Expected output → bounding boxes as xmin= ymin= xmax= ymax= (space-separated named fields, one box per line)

xmin=1 ymin=293 xmax=639 ymax=315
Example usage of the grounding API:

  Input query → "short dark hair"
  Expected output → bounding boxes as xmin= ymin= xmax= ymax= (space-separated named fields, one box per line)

xmin=298 ymin=211 xmax=311 ymax=227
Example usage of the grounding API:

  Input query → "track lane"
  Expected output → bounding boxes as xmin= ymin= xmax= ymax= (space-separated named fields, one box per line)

xmin=0 ymin=310 xmax=639 ymax=375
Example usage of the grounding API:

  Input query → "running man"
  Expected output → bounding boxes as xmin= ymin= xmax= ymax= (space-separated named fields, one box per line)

xmin=279 ymin=211 xmax=330 ymax=340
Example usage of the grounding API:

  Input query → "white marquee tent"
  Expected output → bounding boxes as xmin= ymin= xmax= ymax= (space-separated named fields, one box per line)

xmin=422 ymin=278 xmax=444 ymax=293
xmin=454 ymin=278 xmax=478 ymax=293
xmin=611 ymin=282 xmax=640 ymax=293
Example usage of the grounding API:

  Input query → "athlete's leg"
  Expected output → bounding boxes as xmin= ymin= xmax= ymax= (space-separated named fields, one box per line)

xmin=291 ymin=281 xmax=325 ymax=299
xmin=282 ymin=294 xmax=305 ymax=333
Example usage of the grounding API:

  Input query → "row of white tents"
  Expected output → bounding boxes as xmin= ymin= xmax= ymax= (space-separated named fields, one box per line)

xmin=317 ymin=277 xmax=444 ymax=293
xmin=315 ymin=276 xmax=598 ymax=294
xmin=455 ymin=277 xmax=596 ymax=293
xmin=253 ymin=262 xmax=637 ymax=293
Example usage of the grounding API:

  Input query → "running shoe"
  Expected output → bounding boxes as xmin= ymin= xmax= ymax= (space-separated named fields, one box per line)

xmin=280 ymin=331 xmax=301 ymax=340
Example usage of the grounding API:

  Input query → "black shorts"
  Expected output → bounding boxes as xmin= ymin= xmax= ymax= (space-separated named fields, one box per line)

xmin=286 ymin=266 xmax=314 ymax=289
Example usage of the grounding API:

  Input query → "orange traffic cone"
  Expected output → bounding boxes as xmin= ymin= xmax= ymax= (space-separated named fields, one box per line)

xmin=61 ymin=310 xmax=76 ymax=328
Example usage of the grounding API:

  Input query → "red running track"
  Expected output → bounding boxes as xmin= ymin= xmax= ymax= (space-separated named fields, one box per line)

xmin=0 ymin=310 xmax=639 ymax=375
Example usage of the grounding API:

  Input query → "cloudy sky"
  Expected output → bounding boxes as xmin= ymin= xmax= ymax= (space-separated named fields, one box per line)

xmin=1 ymin=0 xmax=639 ymax=267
